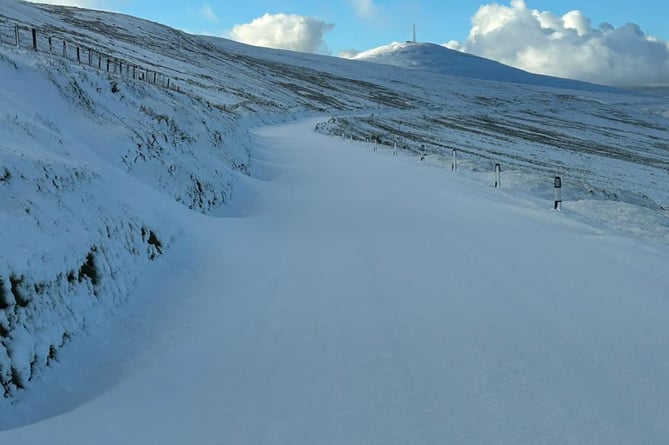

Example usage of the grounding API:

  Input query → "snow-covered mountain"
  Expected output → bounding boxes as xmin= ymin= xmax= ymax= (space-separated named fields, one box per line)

xmin=0 ymin=0 xmax=668 ymax=432
xmin=350 ymin=41 xmax=617 ymax=92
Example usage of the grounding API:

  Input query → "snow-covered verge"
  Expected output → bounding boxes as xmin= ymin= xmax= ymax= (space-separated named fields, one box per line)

xmin=0 ymin=43 xmax=251 ymax=396
xmin=315 ymin=89 xmax=669 ymax=243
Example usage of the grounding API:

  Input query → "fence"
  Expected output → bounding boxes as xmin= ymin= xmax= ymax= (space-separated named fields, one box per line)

xmin=0 ymin=19 xmax=180 ymax=92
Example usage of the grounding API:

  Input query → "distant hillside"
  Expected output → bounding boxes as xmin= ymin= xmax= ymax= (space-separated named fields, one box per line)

xmin=351 ymin=42 xmax=616 ymax=93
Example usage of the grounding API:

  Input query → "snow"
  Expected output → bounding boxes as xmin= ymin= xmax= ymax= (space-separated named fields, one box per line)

xmin=351 ymin=41 xmax=617 ymax=92
xmin=0 ymin=0 xmax=668 ymax=442
xmin=1 ymin=120 xmax=668 ymax=444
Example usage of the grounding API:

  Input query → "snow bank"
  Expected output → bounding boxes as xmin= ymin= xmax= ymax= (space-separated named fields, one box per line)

xmin=0 ymin=43 xmax=251 ymax=396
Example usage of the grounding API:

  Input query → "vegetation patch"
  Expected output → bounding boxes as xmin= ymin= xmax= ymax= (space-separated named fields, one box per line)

xmin=0 ymin=277 xmax=7 ymax=309
xmin=10 ymin=367 xmax=24 ymax=390
xmin=78 ymin=247 xmax=99 ymax=286
xmin=9 ymin=275 xmax=29 ymax=308
xmin=0 ymin=167 xmax=10 ymax=183
xmin=142 ymin=227 xmax=163 ymax=259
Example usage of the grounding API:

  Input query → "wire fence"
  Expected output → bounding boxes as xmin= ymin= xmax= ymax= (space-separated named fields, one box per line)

xmin=0 ymin=19 xmax=180 ymax=92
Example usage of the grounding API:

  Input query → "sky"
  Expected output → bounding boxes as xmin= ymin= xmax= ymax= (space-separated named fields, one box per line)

xmin=24 ymin=0 xmax=669 ymax=86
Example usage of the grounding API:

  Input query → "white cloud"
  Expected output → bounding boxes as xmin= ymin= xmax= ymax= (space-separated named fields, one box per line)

xmin=201 ymin=4 xmax=219 ymax=24
xmin=348 ymin=0 xmax=379 ymax=19
xmin=450 ymin=0 xmax=669 ymax=86
xmin=229 ymin=13 xmax=334 ymax=54
xmin=338 ymin=49 xmax=361 ymax=59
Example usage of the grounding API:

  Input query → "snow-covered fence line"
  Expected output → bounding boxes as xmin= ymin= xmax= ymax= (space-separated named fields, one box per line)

xmin=315 ymin=116 xmax=575 ymax=207
xmin=0 ymin=20 xmax=180 ymax=93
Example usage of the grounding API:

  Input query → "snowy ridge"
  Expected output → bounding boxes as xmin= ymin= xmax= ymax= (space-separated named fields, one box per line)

xmin=351 ymin=41 xmax=617 ymax=92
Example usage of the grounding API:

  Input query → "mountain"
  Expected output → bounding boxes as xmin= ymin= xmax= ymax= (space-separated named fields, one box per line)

xmin=351 ymin=41 xmax=617 ymax=92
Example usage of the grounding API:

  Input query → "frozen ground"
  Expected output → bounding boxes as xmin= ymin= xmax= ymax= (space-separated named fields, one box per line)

xmin=1 ymin=120 xmax=668 ymax=444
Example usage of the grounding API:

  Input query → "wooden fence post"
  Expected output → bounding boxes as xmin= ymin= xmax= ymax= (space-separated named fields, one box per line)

xmin=48 ymin=36 xmax=52 ymax=53
xmin=62 ymin=40 xmax=66 ymax=58
xmin=76 ymin=46 xmax=80 ymax=63
xmin=31 ymin=28 xmax=36 ymax=51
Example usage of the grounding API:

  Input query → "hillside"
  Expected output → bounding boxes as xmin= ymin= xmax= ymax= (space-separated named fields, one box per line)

xmin=0 ymin=0 xmax=668 ymax=435
xmin=351 ymin=41 xmax=616 ymax=92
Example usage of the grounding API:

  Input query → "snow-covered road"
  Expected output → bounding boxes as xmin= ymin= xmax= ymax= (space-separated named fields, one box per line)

xmin=3 ymin=120 xmax=669 ymax=444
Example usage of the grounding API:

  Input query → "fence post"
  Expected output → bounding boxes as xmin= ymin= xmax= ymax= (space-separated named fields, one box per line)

xmin=494 ymin=163 xmax=501 ymax=188
xmin=31 ymin=28 xmax=36 ymax=51
xmin=98 ymin=54 xmax=101 ymax=69
xmin=76 ymin=46 xmax=80 ymax=63
xmin=554 ymin=176 xmax=562 ymax=211
xmin=15 ymin=26 xmax=19 ymax=46
xmin=48 ymin=36 xmax=52 ymax=53
xmin=106 ymin=58 xmax=110 ymax=72
xmin=153 ymin=72 xmax=157 ymax=83
xmin=451 ymin=149 xmax=458 ymax=172
xmin=62 ymin=40 xmax=66 ymax=58
xmin=167 ymin=78 xmax=170 ymax=89
xmin=393 ymin=141 xmax=398 ymax=156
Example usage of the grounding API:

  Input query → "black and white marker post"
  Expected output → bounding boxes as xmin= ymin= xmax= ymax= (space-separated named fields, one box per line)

xmin=494 ymin=163 xmax=501 ymax=188
xmin=554 ymin=176 xmax=562 ymax=211
xmin=452 ymin=149 xmax=458 ymax=172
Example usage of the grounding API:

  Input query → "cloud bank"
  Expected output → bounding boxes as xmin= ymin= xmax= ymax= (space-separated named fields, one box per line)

xmin=446 ymin=0 xmax=669 ymax=86
xmin=230 ymin=13 xmax=334 ymax=54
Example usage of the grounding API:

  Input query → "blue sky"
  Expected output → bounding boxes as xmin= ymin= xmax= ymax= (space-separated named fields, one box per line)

xmin=30 ymin=0 xmax=669 ymax=86
xmin=93 ymin=0 xmax=667 ymax=55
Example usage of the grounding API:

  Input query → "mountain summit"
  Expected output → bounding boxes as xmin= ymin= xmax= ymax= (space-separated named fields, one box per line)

xmin=351 ymin=42 xmax=613 ymax=92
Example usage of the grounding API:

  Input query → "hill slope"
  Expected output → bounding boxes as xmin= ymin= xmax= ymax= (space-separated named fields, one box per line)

xmin=351 ymin=41 xmax=617 ymax=92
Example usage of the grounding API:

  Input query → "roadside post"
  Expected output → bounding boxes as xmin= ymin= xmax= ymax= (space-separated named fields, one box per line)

xmin=554 ymin=176 xmax=562 ymax=210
